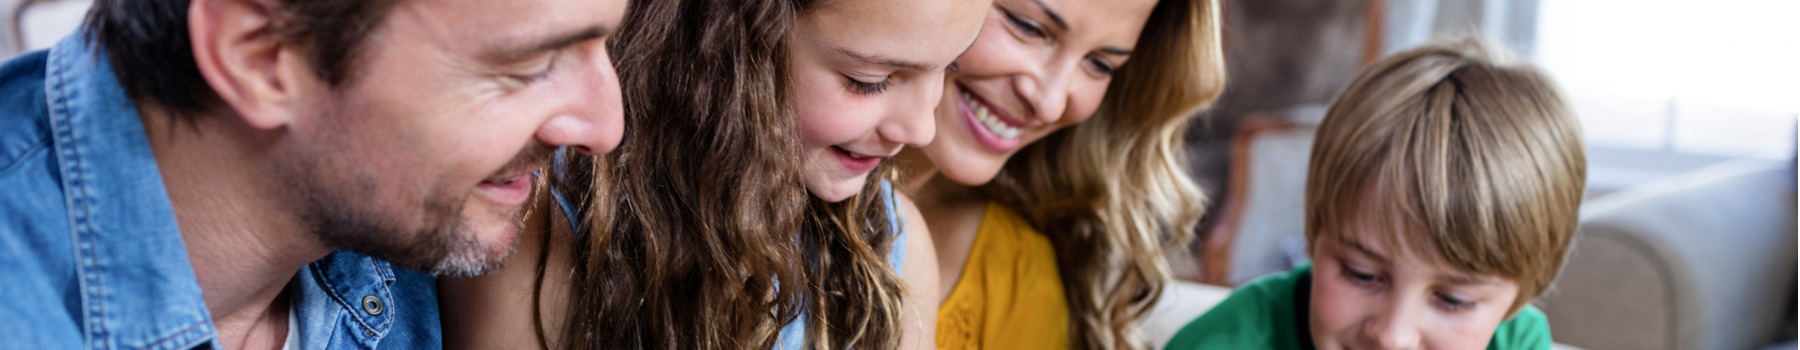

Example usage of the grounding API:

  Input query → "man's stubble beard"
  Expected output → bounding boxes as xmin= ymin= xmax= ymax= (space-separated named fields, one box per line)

xmin=274 ymin=105 xmax=526 ymax=278
xmin=277 ymin=149 xmax=523 ymax=277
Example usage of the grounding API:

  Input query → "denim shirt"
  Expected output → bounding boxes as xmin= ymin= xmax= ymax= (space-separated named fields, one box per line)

xmin=0 ymin=33 xmax=440 ymax=349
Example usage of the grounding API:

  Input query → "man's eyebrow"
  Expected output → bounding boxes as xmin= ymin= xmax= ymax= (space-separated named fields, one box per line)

xmin=482 ymin=25 xmax=610 ymax=63
xmin=1029 ymin=0 xmax=1069 ymax=30
xmin=831 ymin=45 xmax=929 ymax=70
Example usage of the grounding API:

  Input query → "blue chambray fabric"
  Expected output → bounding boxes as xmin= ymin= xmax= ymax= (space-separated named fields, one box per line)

xmin=773 ymin=180 xmax=909 ymax=350
xmin=545 ymin=153 xmax=909 ymax=349
xmin=0 ymin=32 xmax=441 ymax=349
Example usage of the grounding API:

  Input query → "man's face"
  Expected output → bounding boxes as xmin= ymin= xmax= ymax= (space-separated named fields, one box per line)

xmin=279 ymin=0 xmax=626 ymax=276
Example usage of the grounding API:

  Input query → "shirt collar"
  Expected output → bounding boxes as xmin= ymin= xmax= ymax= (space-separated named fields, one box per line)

xmin=45 ymin=31 xmax=218 ymax=348
xmin=1294 ymin=268 xmax=1316 ymax=350
xmin=293 ymin=251 xmax=401 ymax=349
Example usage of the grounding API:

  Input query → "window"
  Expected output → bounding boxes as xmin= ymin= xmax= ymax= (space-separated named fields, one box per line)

xmin=1537 ymin=0 xmax=1798 ymax=159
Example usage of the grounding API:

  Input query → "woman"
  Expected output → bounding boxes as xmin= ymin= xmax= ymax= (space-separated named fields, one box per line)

xmin=439 ymin=0 xmax=986 ymax=349
xmin=899 ymin=0 xmax=1226 ymax=348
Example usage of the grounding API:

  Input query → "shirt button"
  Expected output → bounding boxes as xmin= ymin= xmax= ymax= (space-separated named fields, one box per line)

xmin=361 ymin=295 xmax=384 ymax=316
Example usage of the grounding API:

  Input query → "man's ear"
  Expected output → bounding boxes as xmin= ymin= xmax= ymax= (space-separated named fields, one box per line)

xmin=188 ymin=0 xmax=318 ymax=130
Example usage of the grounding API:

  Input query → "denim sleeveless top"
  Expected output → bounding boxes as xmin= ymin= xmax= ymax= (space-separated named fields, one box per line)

xmin=546 ymin=150 xmax=907 ymax=349
xmin=772 ymin=180 xmax=907 ymax=349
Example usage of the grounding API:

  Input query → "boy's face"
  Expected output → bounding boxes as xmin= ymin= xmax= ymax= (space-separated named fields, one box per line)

xmin=1308 ymin=223 xmax=1523 ymax=350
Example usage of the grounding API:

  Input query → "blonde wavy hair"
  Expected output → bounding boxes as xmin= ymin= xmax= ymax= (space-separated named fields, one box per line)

xmin=979 ymin=0 xmax=1226 ymax=348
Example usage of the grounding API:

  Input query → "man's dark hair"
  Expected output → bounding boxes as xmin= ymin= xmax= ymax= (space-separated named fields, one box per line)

xmin=84 ymin=0 xmax=400 ymax=118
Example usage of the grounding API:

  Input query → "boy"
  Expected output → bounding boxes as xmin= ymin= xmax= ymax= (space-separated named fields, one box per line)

xmin=1167 ymin=39 xmax=1586 ymax=350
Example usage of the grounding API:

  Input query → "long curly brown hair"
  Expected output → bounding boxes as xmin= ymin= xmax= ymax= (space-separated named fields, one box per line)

xmin=796 ymin=166 xmax=904 ymax=349
xmin=537 ymin=0 xmax=904 ymax=348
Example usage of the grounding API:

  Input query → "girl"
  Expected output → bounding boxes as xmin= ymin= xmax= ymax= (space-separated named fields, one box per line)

xmin=899 ymin=0 xmax=1226 ymax=348
xmin=440 ymin=0 xmax=986 ymax=349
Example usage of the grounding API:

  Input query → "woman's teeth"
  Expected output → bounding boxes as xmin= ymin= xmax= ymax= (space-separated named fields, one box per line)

xmin=964 ymin=91 xmax=1022 ymax=139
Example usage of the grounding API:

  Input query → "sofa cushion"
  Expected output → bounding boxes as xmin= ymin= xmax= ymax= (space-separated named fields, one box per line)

xmin=1541 ymin=159 xmax=1797 ymax=350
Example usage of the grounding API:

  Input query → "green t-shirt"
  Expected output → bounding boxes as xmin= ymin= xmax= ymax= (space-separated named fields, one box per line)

xmin=1165 ymin=264 xmax=1552 ymax=350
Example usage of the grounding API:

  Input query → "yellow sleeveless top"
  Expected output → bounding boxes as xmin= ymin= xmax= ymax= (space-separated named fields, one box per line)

xmin=936 ymin=202 xmax=1070 ymax=349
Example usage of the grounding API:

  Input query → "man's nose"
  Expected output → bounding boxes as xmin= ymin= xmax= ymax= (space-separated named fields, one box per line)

xmin=536 ymin=49 xmax=625 ymax=155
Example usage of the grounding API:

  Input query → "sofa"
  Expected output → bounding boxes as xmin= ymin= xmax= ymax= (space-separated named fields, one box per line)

xmin=1538 ymin=159 xmax=1798 ymax=350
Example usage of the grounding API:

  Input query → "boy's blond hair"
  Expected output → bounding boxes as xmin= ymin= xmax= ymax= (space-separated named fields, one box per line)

xmin=1304 ymin=38 xmax=1587 ymax=312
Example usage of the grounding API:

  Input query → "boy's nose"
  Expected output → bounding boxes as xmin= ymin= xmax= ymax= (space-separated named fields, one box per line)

xmin=1361 ymin=308 xmax=1422 ymax=350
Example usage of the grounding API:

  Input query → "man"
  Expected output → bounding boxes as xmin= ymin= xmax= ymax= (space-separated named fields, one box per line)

xmin=0 ymin=0 xmax=626 ymax=348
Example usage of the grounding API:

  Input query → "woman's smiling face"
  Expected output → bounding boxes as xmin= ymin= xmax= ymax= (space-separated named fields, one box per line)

xmin=788 ymin=0 xmax=988 ymax=202
xmin=921 ymin=0 xmax=1158 ymax=186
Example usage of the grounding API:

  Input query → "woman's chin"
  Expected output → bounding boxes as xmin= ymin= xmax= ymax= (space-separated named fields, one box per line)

xmin=935 ymin=158 xmax=1006 ymax=188
xmin=922 ymin=135 xmax=1015 ymax=188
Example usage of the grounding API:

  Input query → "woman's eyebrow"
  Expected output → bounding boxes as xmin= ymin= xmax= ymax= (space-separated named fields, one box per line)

xmin=1028 ymin=0 xmax=1069 ymax=30
xmin=1025 ymin=0 xmax=1133 ymax=57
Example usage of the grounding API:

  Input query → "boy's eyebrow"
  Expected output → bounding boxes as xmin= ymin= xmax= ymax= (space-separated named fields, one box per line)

xmin=1339 ymin=238 xmax=1389 ymax=264
xmin=1440 ymin=273 xmax=1501 ymax=286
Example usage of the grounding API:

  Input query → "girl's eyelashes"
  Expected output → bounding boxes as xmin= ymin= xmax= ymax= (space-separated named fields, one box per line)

xmin=844 ymin=75 xmax=892 ymax=95
xmin=1001 ymin=9 xmax=1047 ymax=38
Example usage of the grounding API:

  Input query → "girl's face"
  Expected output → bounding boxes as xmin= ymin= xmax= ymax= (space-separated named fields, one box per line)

xmin=920 ymin=0 xmax=1157 ymax=186
xmin=790 ymin=0 xmax=988 ymax=202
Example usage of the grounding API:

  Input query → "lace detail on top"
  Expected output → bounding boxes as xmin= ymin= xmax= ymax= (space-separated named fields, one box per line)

xmin=935 ymin=202 xmax=1070 ymax=349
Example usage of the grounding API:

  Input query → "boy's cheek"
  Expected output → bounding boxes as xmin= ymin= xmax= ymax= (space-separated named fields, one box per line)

xmin=1429 ymin=304 xmax=1513 ymax=349
xmin=1307 ymin=273 xmax=1366 ymax=349
xmin=1430 ymin=283 xmax=1523 ymax=349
